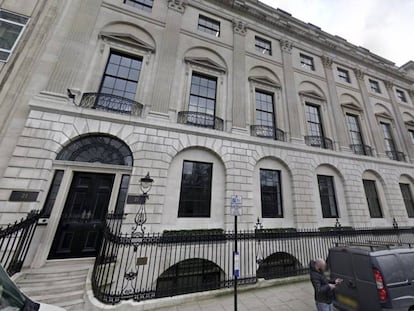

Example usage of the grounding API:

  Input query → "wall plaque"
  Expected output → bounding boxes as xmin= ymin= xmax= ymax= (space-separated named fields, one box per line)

xmin=127 ymin=195 xmax=146 ymax=205
xmin=136 ymin=257 xmax=148 ymax=266
xmin=9 ymin=191 xmax=39 ymax=202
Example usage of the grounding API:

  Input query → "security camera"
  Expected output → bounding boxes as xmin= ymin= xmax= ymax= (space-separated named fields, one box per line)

xmin=67 ymin=88 xmax=76 ymax=99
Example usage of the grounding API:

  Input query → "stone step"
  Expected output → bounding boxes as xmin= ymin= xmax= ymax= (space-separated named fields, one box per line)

xmin=20 ymin=281 xmax=85 ymax=297
xmin=44 ymin=258 xmax=95 ymax=268
xmin=21 ymin=267 xmax=90 ymax=279
xmin=30 ymin=290 xmax=84 ymax=305
xmin=57 ymin=298 xmax=85 ymax=310
xmin=17 ymin=273 xmax=85 ymax=285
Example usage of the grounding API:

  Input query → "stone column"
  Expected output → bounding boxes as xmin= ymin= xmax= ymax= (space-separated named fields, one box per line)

xmin=231 ymin=20 xmax=247 ymax=132
xmin=45 ymin=0 xmax=103 ymax=94
xmin=353 ymin=68 xmax=384 ymax=156
xmin=321 ymin=55 xmax=347 ymax=150
xmin=280 ymin=39 xmax=301 ymax=142
xmin=149 ymin=0 xmax=185 ymax=116
xmin=385 ymin=81 xmax=414 ymax=160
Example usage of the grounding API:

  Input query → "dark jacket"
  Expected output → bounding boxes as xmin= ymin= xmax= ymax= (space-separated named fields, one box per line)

xmin=310 ymin=260 xmax=335 ymax=304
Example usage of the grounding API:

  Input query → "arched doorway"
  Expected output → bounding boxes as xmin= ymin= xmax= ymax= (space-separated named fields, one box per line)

xmin=48 ymin=134 xmax=133 ymax=259
xmin=155 ymin=258 xmax=224 ymax=298
xmin=257 ymin=252 xmax=302 ymax=279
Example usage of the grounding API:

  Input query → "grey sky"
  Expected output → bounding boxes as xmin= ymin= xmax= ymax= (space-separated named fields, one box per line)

xmin=260 ymin=0 xmax=414 ymax=66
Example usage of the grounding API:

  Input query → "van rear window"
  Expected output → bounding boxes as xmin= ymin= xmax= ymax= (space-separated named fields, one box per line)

xmin=353 ymin=254 xmax=374 ymax=282
xmin=330 ymin=251 xmax=353 ymax=276
xmin=376 ymin=255 xmax=405 ymax=284
xmin=399 ymin=253 xmax=414 ymax=281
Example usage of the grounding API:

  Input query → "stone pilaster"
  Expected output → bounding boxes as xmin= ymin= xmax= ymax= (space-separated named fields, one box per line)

xmin=321 ymin=55 xmax=347 ymax=150
xmin=384 ymin=81 xmax=414 ymax=160
xmin=231 ymin=19 xmax=247 ymax=130
xmin=150 ymin=1 xmax=185 ymax=116
xmin=280 ymin=39 xmax=301 ymax=141
xmin=45 ymin=0 xmax=103 ymax=94
xmin=353 ymin=68 xmax=384 ymax=155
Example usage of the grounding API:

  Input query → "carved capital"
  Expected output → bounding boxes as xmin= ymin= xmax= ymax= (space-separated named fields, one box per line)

xmin=168 ymin=0 xmax=186 ymax=13
xmin=353 ymin=68 xmax=365 ymax=80
xmin=321 ymin=55 xmax=333 ymax=69
xmin=280 ymin=39 xmax=292 ymax=54
xmin=233 ymin=19 xmax=247 ymax=36
xmin=384 ymin=80 xmax=394 ymax=90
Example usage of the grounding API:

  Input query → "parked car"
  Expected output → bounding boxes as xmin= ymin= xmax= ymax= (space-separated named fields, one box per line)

xmin=0 ymin=264 xmax=65 ymax=311
xmin=328 ymin=244 xmax=414 ymax=311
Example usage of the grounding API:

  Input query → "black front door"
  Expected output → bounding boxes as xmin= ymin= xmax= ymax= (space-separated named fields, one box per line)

xmin=49 ymin=172 xmax=115 ymax=259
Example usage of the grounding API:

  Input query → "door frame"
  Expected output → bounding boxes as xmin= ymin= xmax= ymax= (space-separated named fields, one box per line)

xmin=31 ymin=161 xmax=132 ymax=268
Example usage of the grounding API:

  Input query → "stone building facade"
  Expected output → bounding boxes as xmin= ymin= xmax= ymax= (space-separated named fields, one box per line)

xmin=1 ymin=0 xmax=414 ymax=265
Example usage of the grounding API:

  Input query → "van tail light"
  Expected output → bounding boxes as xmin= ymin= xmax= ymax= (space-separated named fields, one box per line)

xmin=373 ymin=268 xmax=388 ymax=303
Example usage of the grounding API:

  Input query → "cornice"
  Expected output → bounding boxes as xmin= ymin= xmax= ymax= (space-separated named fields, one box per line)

xmin=203 ymin=0 xmax=414 ymax=84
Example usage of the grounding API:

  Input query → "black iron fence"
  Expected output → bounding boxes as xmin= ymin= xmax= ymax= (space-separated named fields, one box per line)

xmin=350 ymin=144 xmax=373 ymax=156
xmin=386 ymin=150 xmax=406 ymax=162
xmin=0 ymin=210 xmax=40 ymax=275
xmin=79 ymin=92 xmax=143 ymax=116
xmin=304 ymin=135 xmax=334 ymax=150
xmin=177 ymin=111 xmax=224 ymax=131
xmin=250 ymin=125 xmax=286 ymax=142
xmin=92 ymin=217 xmax=414 ymax=304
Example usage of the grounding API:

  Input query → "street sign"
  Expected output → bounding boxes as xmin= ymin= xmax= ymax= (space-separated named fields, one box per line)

xmin=233 ymin=251 xmax=240 ymax=277
xmin=231 ymin=195 xmax=242 ymax=216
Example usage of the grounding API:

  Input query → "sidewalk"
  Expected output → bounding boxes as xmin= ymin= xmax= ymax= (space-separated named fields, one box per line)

xmin=153 ymin=280 xmax=316 ymax=311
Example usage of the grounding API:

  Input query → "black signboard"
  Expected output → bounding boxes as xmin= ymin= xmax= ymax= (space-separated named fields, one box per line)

xmin=9 ymin=191 xmax=39 ymax=202
xmin=127 ymin=195 xmax=146 ymax=205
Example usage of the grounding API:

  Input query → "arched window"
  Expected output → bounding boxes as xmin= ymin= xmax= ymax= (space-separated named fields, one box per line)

xmin=56 ymin=134 xmax=133 ymax=166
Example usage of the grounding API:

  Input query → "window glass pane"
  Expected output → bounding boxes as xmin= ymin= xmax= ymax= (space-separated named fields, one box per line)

xmin=318 ymin=175 xmax=339 ymax=218
xmin=188 ymin=73 xmax=217 ymax=122
xmin=0 ymin=11 xmax=28 ymax=24
xmin=381 ymin=122 xmax=396 ymax=152
xmin=260 ymin=169 xmax=283 ymax=218
xmin=400 ymin=183 xmax=414 ymax=218
xmin=198 ymin=15 xmax=220 ymax=36
xmin=305 ymin=104 xmax=323 ymax=137
xmin=178 ymin=161 xmax=213 ymax=217
xmin=300 ymin=53 xmax=314 ymax=70
xmin=347 ymin=114 xmax=364 ymax=145
xmin=124 ymin=0 xmax=153 ymax=12
xmin=0 ymin=21 xmax=23 ymax=50
xmin=255 ymin=90 xmax=275 ymax=127
xmin=99 ymin=51 xmax=142 ymax=106
xmin=363 ymin=179 xmax=383 ymax=218
xmin=255 ymin=36 xmax=272 ymax=55
xmin=115 ymin=175 xmax=130 ymax=214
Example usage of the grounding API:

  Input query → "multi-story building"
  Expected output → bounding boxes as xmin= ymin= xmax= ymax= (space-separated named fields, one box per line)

xmin=1 ymin=0 xmax=414 ymax=297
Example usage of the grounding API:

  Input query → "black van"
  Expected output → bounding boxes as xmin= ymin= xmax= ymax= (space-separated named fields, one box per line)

xmin=328 ymin=245 xmax=414 ymax=311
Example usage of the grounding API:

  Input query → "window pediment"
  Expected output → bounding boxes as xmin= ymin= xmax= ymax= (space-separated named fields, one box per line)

xmin=341 ymin=102 xmax=363 ymax=112
xmin=184 ymin=57 xmax=227 ymax=74
xmin=99 ymin=32 xmax=155 ymax=53
xmin=299 ymin=90 xmax=325 ymax=102
xmin=248 ymin=76 xmax=281 ymax=89
xmin=375 ymin=112 xmax=393 ymax=120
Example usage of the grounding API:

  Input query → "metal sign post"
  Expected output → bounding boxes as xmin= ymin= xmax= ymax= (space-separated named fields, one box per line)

xmin=231 ymin=195 xmax=242 ymax=311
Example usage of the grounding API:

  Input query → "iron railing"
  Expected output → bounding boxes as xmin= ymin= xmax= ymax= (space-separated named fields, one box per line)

xmin=0 ymin=210 xmax=40 ymax=275
xmin=177 ymin=111 xmax=224 ymax=131
xmin=250 ymin=125 xmax=286 ymax=142
xmin=304 ymin=135 xmax=334 ymax=150
xmin=79 ymin=93 xmax=143 ymax=116
xmin=386 ymin=150 xmax=406 ymax=162
xmin=91 ymin=217 xmax=414 ymax=304
xmin=350 ymin=144 xmax=373 ymax=156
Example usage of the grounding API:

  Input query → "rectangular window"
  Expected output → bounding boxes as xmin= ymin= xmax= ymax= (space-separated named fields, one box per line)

xmin=400 ymin=183 xmax=414 ymax=218
xmin=189 ymin=72 xmax=217 ymax=116
xmin=178 ymin=161 xmax=213 ymax=217
xmin=305 ymin=104 xmax=324 ymax=137
xmin=0 ymin=10 xmax=29 ymax=62
xmin=337 ymin=68 xmax=350 ymax=83
xmin=260 ymin=169 xmax=283 ymax=218
xmin=300 ymin=53 xmax=315 ymax=71
xmin=363 ymin=180 xmax=383 ymax=218
xmin=369 ymin=79 xmax=381 ymax=93
xmin=99 ymin=51 xmax=142 ymax=101
xmin=396 ymin=89 xmax=407 ymax=103
xmin=380 ymin=122 xmax=396 ymax=152
xmin=198 ymin=15 xmax=220 ymax=37
xmin=255 ymin=90 xmax=275 ymax=128
xmin=409 ymin=130 xmax=414 ymax=145
xmin=346 ymin=114 xmax=364 ymax=146
xmin=124 ymin=0 xmax=153 ymax=12
xmin=41 ymin=170 xmax=64 ymax=218
xmin=255 ymin=36 xmax=272 ymax=55
xmin=317 ymin=175 xmax=338 ymax=218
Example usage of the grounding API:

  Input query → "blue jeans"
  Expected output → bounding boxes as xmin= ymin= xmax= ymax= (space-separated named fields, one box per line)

xmin=316 ymin=302 xmax=333 ymax=311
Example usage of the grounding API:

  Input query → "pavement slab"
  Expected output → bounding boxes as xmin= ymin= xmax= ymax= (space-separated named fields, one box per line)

xmin=153 ymin=280 xmax=318 ymax=311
